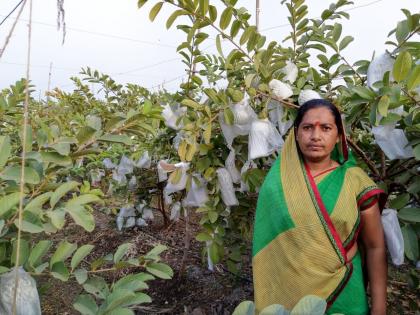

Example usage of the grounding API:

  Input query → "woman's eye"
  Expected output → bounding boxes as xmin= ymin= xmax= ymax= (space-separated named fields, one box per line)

xmin=323 ymin=126 xmax=331 ymax=131
xmin=303 ymin=126 xmax=311 ymax=130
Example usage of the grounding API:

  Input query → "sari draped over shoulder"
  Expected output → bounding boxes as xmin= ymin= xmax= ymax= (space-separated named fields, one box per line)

xmin=252 ymin=129 xmax=385 ymax=314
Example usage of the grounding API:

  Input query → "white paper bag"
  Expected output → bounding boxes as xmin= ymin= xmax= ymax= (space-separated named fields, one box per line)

xmin=381 ymin=209 xmax=404 ymax=266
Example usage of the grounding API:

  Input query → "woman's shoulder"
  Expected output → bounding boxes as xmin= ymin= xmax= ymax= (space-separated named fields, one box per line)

xmin=345 ymin=165 xmax=379 ymax=198
xmin=345 ymin=166 xmax=372 ymax=180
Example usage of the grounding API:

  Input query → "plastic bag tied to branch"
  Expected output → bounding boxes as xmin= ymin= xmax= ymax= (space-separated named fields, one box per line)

xmin=216 ymin=167 xmax=238 ymax=206
xmin=248 ymin=118 xmax=283 ymax=160
xmin=183 ymin=174 xmax=209 ymax=207
xmin=381 ymin=209 xmax=405 ymax=266
xmin=0 ymin=267 xmax=42 ymax=315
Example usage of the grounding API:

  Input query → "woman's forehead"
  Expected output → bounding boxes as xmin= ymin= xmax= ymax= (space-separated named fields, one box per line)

xmin=301 ymin=107 xmax=335 ymax=123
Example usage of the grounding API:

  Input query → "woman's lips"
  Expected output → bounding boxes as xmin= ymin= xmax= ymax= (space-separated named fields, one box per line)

xmin=307 ymin=145 xmax=323 ymax=150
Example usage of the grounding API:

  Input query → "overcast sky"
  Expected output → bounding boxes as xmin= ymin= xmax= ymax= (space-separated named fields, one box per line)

xmin=0 ymin=0 xmax=418 ymax=98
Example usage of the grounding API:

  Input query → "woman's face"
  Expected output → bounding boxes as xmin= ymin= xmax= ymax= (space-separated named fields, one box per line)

xmin=296 ymin=106 xmax=340 ymax=163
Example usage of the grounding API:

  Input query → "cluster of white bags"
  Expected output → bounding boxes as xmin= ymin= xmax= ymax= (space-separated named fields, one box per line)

xmin=104 ymin=152 xmax=151 ymax=185
xmin=0 ymin=267 xmax=42 ymax=315
xmin=381 ymin=209 xmax=405 ymax=266
xmin=219 ymin=98 xmax=257 ymax=149
xmin=157 ymin=161 xmax=209 ymax=212
xmin=116 ymin=201 xmax=156 ymax=230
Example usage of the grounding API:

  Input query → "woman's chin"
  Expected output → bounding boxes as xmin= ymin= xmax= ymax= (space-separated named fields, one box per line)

xmin=303 ymin=152 xmax=328 ymax=162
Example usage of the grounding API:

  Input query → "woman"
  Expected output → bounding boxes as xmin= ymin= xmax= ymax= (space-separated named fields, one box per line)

xmin=252 ymin=99 xmax=387 ymax=315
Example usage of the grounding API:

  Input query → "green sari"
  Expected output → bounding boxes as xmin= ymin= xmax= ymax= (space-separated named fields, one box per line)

xmin=252 ymin=130 xmax=385 ymax=314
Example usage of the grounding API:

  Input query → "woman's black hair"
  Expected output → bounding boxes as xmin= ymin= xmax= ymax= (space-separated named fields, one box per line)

xmin=294 ymin=99 xmax=343 ymax=135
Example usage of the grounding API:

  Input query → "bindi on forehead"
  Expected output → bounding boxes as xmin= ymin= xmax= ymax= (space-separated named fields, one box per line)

xmin=302 ymin=107 xmax=335 ymax=124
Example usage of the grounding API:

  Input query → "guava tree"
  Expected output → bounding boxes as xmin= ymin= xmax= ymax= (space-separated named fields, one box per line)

xmin=137 ymin=0 xmax=420 ymax=281
xmin=0 ymin=77 xmax=173 ymax=315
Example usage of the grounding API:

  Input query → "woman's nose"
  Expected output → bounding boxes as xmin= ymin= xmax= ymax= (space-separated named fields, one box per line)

xmin=311 ymin=127 xmax=321 ymax=140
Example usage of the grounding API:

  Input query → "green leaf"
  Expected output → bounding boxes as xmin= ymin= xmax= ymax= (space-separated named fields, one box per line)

xmin=73 ymin=294 xmax=98 ymax=315
xmin=66 ymin=194 xmax=102 ymax=207
xmin=98 ymin=134 xmax=132 ymax=145
xmin=75 ymin=268 xmax=88 ymax=284
xmin=208 ymin=5 xmax=217 ymax=22
xmin=219 ymin=7 xmax=233 ymax=30
xmin=181 ymin=99 xmax=202 ymax=110
xmin=146 ymin=262 xmax=173 ymax=279
xmin=199 ymin=0 xmax=209 ymax=16
xmin=66 ymin=205 xmax=95 ymax=232
xmin=407 ymin=65 xmax=420 ymax=90
xmin=223 ymin=107 xmax=234 ymax=125
xmin=105 ymin=289 xmax=136 ymax=311
xmin=108 ymin=308 xmax=135 ymax=315
xmin=389 ymin=193 xmax=410 ymax=209
xmin=414 ymin=145 xmax=420 ymax=160
xmin=166 ymin=9 xmax=187 ymax=29
xmin=41 ymin=151 xmax=72 ymax=166
xmin=113 ymin=273 xmax=149 ymax=291
xmin=339 ymin=36 xmax=353 ymax=51
xmin=11 ymin=239 xmax=29 ymax=265
xmin=208 ymin=210 xmax=218 ymax=223
xmin=50 ymin=181 xmax=79 ymax=208
xmin=402 ymin=225 xmax=419 ymax=261
xmin=0 ymin=166 xmax=40 ymax=184
xmin=144 ymin=244 xmax=167 ymax=260
xmin=291 ymin=295 xmax=327 ymax=315
xmin=137 ymin=0 xmax=147 ymax=9
xmin=0 ymin=192 xmax=21 ymax=218
xmin=196 ymin=232 xmax=213 ymax=242
xmin=393 ymin=51 xmax=412 ymax=82
xmin=0 ymin=136 xmax=11 ymax=169
xmin=24 ymin=192 xmax=52 ymax=211
xmin=114 ymin=243 xmax=133 ymax=263
xmin=0 ymin=266 xmax=10 ymax=274
xmin=352 ymin=86 xmax=375 ymax=100
xmin=209 ymin=242 xmax=219 ymax=264
xmin=14 ymin=217 xmax=44 ymax=233
xmin=260 ymin=304 xmax=288 ymax=315
xmin=216 ymin=34 xmax=224 ymax=58
xmin=51 ymin=261 xmax=70 ymax=281
xmin=120 ymin=292 xmax=151 ymax=307
xmin=50 ymin=241 xmax=77 ymax=267
xmin=230 ymin=20 xmax=241 ymax=38
xmin=377 ymin=95 xmax=390 ymax=117
xmin=240 ymin=26 xmax=256 ymax=46
xmin=398 ymin=208 xmax=420 ymax=223
xmin=48 ymin=208 xmax=66 ymax=229
xmin=232 ymin=301 xmax=255 ymax=315
xmin=19 ymin=125 xmax=33 ymax=152
xmin=83 ymin=276 xmax=110 ymax=299
xmin=149 ymin=2 xmax=163 ymax=22
xmin=71 ymin=244 xmax=95 ymax=270
xmin=331 ymin=23 xmax=342 ymax=42
xmin=396 ymin=20 xmax=410 ymax=44
xmin=28 ymin=240 xmax=52 ymax=267
xmin=76 ymin=126 xmax=97 ymax=146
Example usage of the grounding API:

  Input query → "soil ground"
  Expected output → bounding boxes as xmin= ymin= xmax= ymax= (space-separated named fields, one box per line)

xmin=39 ymin=209 xmax=419 ymax=315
